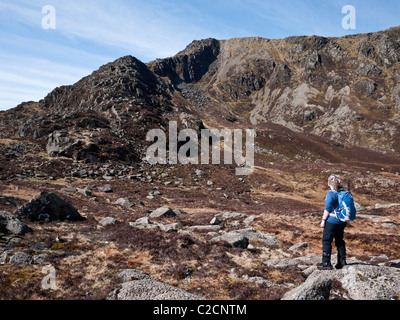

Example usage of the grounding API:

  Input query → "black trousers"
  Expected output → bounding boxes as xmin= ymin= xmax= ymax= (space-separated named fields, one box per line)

xmin=322 ymin=221 xmax=346 ymax=260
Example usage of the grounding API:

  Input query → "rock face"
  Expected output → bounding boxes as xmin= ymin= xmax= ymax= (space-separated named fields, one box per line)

xmin=14 ymin=192 xmax=85 ymax=222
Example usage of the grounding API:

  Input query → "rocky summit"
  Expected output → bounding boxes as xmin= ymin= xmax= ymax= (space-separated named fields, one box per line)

xmin=0 ymin=27 xmax=400 ymax=300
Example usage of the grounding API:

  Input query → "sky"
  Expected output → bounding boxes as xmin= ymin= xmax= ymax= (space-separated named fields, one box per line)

xmin=0 ymin=0 xmax=399 ymax=111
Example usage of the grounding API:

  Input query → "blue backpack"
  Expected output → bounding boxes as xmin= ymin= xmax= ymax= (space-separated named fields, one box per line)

xmin=332 ymin=190 xmax=357 ymax=222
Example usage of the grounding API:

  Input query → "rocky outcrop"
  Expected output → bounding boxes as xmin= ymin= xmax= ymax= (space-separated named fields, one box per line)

xmin=284 ymin=264 xmax=400 ymax=300
xmin=149 ymin=38 xmax=220 ymax=84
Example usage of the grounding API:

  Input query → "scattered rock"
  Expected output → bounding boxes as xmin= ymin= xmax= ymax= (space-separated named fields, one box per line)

xmin=97 ymin=184 xmax=113 ymax=193
xmin=99 ymin=217 xmax=118 ymax=226
xmin=114 ymin=197 xmax=134 ymax=209
xmin=149 ymin=206 xmax=177 ymax=219
xmin=212 ymin=231 xmax=249 ymax=249
xmin=9 ymin=252 xmax=32 ymax=266
xmin=61 ymin=187 xmax=77 ymax=193
xmin=234 ymin=228 xmax=281 ymax=248
xmin=14 ymin=192 xmax=84 ymax=222
xmin=289 ymin=242 xmax=308 ymax=251
xmin=210 ymin=217 xmax=221 ymax=225
xmin=0 ymin=211 xmax=32 ymax=235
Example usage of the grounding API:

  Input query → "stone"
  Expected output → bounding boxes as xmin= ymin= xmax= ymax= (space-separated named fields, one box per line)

xmin=108 ymin=278 xmax=202 ymax=300
xmin=234 ymin=228 xmax=281 ymax=248
xmin=114 ymin=197 xmax=134 ymax=209
xmin=210 ymin=217 xmax=221 ymax=225
xmin=281 ymin=275 xmax=331 ymax=300
xmin=158 ymin=223 xmax=182 ymax=233
xmin=32 ymin=254 xmax=49 ymax=264
xmin=9 ymin=252 xmax=32 ymax=266
xmin=0 ymin=211 xmax=32 ymax=235
xmin=97 ymin=184 xmax=113 ymax=193
xmin=61 ymin=187 xmax=77 ymax=193
xmin=218 ymin=212 xmax=249 ymax=219
xmin=289 ymin=242 xmax=308 ymax=251
xmin=14 ymin=192 xmax=84 ymax=222
xmin=149 ymin=206 xmax=176 ymax=219
xmin=99 ymin=217 xmax=118 ymax=226
xmin=189 ymin=225 xmax=221 ymax=231
xmin=118 ymin=269 xmax=151 ymax=282
xmin=212 ymin=231 xmax=249 ymax=249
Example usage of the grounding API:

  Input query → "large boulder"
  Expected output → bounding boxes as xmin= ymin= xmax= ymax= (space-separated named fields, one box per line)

xmin=14 ymin=192 xmax=84 ymax=222
xmin=306 ymin=264 xmax=400 ymax=300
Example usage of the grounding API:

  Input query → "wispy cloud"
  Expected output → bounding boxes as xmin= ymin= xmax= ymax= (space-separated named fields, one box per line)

xmin=0 ymin=0 xmax=217 ymax=109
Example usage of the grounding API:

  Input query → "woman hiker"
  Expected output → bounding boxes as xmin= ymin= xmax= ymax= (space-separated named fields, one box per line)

xmin=318 ymin=175 xmax=347 ymax=270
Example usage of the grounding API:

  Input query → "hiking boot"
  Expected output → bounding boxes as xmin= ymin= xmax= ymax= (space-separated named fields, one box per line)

xmin=318 ymin=262 xmax=333 ymax=270
xmin=318 ymin=252 xmax=333 ymax=270
xmin=335 ymin=258 xmax=347 ymax=270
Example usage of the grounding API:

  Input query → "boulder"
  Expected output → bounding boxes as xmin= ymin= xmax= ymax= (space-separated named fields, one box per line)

xmin=114 ymin=197 xmax=134 ymax=209
xmin=97 ymin=184 xmax=113 ymax=193
xmin=0 ymin=211 xmax=32 ymax=235
xmin=149 ymin=206 xmax=177 ymax=219
xmin=234 ymin=228 xmax=281 ymax=248
xmin=99 ymin=217 xmax=118 ymax=226
xmin=307 ymin=264 xmax=400 ymax=300
xmin=9 ymin=252 xmax=33 ymax=266
xmin=14 ymin=192 xmax=84 ymax=222
xmin=281 ymin=275 xmax=332 ymax=300
xmin=109 ymin=278 xmax=202 ymax=300
xmin=212 ymin=231 xmax=249 ymax=249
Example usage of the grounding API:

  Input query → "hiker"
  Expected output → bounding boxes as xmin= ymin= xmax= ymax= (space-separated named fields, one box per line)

xmin=318 ymin=175 xmax=347 ymax=270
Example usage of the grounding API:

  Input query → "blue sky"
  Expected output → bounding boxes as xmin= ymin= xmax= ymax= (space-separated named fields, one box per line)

xmin=0 ymin=0 xmax=399 ymax=111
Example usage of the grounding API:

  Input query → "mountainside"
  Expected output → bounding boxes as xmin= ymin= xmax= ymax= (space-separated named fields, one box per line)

xmin=1 ymin=27 xmax=400 ymax=301
xmin=1 ymin=26 xmax=400 ymax=162
xmin=149 ymin=26 xmax=400 ymax=154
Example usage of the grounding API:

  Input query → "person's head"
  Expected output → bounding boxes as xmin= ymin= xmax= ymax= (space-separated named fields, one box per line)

xmin=328 ymin=175 xmax=344 ymax=191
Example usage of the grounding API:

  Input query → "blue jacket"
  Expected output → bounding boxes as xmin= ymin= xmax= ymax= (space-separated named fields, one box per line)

xmin=324 ymin=190 xmax=346 ymax=224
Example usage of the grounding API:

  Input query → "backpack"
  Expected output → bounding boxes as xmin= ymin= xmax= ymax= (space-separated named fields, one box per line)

xmin=332 ymin=190 xmax=357 ymax=222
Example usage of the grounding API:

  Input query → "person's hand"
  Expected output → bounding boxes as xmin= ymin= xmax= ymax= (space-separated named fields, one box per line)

xmin=320 ymin=220 xmax=326 ymax=228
